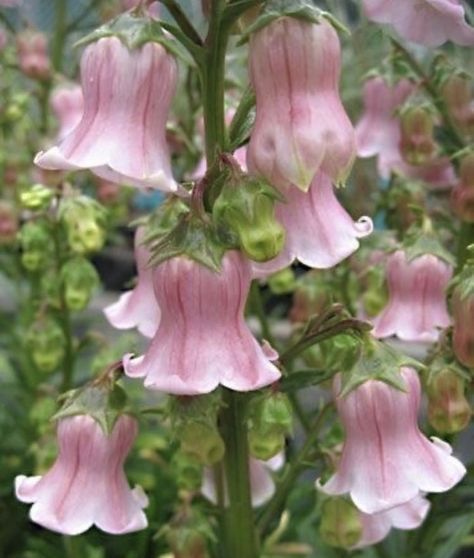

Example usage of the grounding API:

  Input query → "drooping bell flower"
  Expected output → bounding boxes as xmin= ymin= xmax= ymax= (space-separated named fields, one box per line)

xmin=452 ymin=271 xmax=474 ymax=368
xmin=247 ymin=16 xmax=356 ymax=191
xmin=355 ymin=76 xmax=415 ymax=179
xmin=104 ymin=228 xmax=160 ymax=338
xmin=354 ymin=495 xmax=430 ymax=549
xmin=16 ymin=30 xmax=51 ymax=80
xmin=123 ymin=250 xmax=281 ymax=394
xmin=15 ymin=414 xmax=148 ymax=535
xmin=399 ymin=106 xmax=437 ymax=166
xmin=35 ymin=37 xmax=178 ymax=192
xmin=363 ymin=0 xmax=474 ymax=47
xmin=50 ymin=85 xmax=84 ymax=141
xmin=320 ymin=494 xmax=429 ymax=550
xmin=451 ymin=152 xmax=474 ymax=223
xmin=201 ymin=453 xmax=284 ymax=508
xmin=371 ymin=250 xmax=451 ymax=342
xmin=252 ymin=172 xmax=373 ymax=277
xmin=318 ymin=368 xmax=465 ymax=514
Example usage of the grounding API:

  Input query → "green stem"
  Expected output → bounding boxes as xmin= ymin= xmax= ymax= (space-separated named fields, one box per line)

xmin=63 ymin=536 xmax=81 ymax=558
xmin=456 ymin=222 xmax=474 ymax=272
xmin=258 ymin=404 xmax=331 ymax=535
xmin=51 ymin=217 xmax=75 ymax=391
xmin=202 ymin=0 xmax=228 ymax=166
xmin=220 ymin=389 xmax=260 ymax=558
xmin=52 ymin=0 xmax=68 ymax=72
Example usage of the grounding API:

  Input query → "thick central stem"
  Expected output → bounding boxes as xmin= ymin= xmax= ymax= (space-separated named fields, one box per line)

xmin=220 ymin=389 xmax=260 ymax=558
xmin=202 ymin=0 xmax=228 ymax=166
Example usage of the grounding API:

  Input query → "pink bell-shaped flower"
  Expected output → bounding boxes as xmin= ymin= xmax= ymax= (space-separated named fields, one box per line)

xmin=354 ymin=495 xmax=430 ymax=549
xmin=355 ymin=77 xmax=415 ymax=179
xmin=15 ymin=414 xmax=148 ymax=535
xmin=252 ymin=172 xmax=373 ymax=277
xmin=123 ymin=250 xmax=281 ymax=394
xmin=371 ymin=250 xmax=451 ymax=342
xmin=16 ymin=30 xmax=51 ymax=80
xmin=201 ymin=453 xmax=284 ymax=508
xmin=363 ymin=0 xmax=474 ymax=47
xmin=104 ymin=228 xmax=160 ymax=338
xmin=247 ymin=16 xmax=355 ymax=191
xmin=318 ymin=368 xmax=465 ymax=514
xmin=50 ymin=85 xmax=84 ymax=141
xmin=35 ymin=37 xmax=178 ymax=192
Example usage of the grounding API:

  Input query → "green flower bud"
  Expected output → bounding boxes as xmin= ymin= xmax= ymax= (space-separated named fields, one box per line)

xmin=20 ymin=184 xmax=55 ymax=211
xmin=268 ymin=267 xmax=297 ymax=295
xmin=166 ymin=528 xmax=209 ymax=558
xmin=19 ymin=220 xmax=51 ymax=271
xmin=213 ymin=175 xmax=285 ymax=262
xmin=248 ymin=429 xmax=285 ymax=461
xmin=60 ymin=196 xmax=107 ymax=255
xmin=171 ymin=453 xmax=203 ymax=491
xmin=400 ymin=106 xmax=437 ymax=166
xmin=179 ymin=422 xmax=225 ymax=465
xmin=25 ymin=317 xmax=66 ymax=373
xmin=248 ymin=392 xmax=292 ymax=460
xmin=61 ymin=257 xmax=100 ymax=311
xmin=320 ymin=497 xmax=363 ymax=549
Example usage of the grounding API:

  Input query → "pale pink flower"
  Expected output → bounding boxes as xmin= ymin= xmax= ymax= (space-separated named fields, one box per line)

xmin=104 ymin=228 xmax=160 ymax=338
xmin=35 ymin=37 xmax=178 ymax=192
xmin=372 ymin=250 xmax=451 ymax=342
xmin=252 ymin=172 xmax=373 ymax=277
xmin=247 ymin=17 xmax=355 ymax=191
xmin=363 ymin=0 xmax=474 ymax=47
xmin=355 ymin=77 xmax=456 ymax=188
xmin=318 ymin=368 xmax=465 ymax=514
xmin=50 ymin=85 xmax=84 ymax=141
xmin=201 ymin=453 xmax=284 ymax=508
xmin=354 ymin=495 xmax=430 ymax=549
xmin=15 ymin=415 xmax=148 ymax=535
xmin=123 ymin=251 xmax=281 ymax=394
xmin=16 ymin=30 xmax=50 ymax=80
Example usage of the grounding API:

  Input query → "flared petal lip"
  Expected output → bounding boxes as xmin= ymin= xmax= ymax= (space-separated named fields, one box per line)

xmin=34 ymin=147 xmax=179 ymax=193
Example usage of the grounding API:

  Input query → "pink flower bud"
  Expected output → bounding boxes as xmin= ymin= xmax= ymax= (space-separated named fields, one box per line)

xmin=50 ymin=84 xmax=84 ymax=141
xmin=318 ymin=369 xmax=466 ymax=514
xmin=201 ymin=453 xmax=284 ymax=508
xmin=123 ymin=251 xmax=281 ymax=394
xmin=399 ymin=107 xmax=437 ymax=166
xmin=363 ymin=0 xmax=474 ymax=47
xmin=252 ymin=172 xmax=372 ymax=277
xmin=452 ymin=287 xmax=474 ymax=368
xmin=16 ymin=31 xmax=50 ymax=80
xmin=354 ymin=495 xmax=430 ymax=549
xmin=104 ymin=228 xmax=160 ymax=338
xmin=247 ymin=17 xmax=355 ymax=191
xmin=35 ymin=37 xmax=178 ymax=192
xmin=15 ymin=415 xmax=148 ymax=535
xmin=372 ymin=250 xmax=451 ymax=342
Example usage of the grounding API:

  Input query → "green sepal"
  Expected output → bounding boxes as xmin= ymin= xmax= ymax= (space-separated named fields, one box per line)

xmin=238 ymin=1 xmax=348 ymax=45
xmin=279 ymin=369 xmax=334 ymax=392
xmin=138 ymin=196 xmax=189 ymax=246
xmin=448 ymin=256 xmax=474 ymax=301
xmin=339 ymin=335 xmax=424 ymax=397
xmin=74 ymin=12 xmax=189 ymax=64
xmin=53 ymin=383 xmax=128 ymax=436
xmin=146 ymin=212 xmax=227 ymax=273
xmin=424 ymin=349 xmax=471 ymax=386
xmin=402 ymin=222 xmax=455 ymax=266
